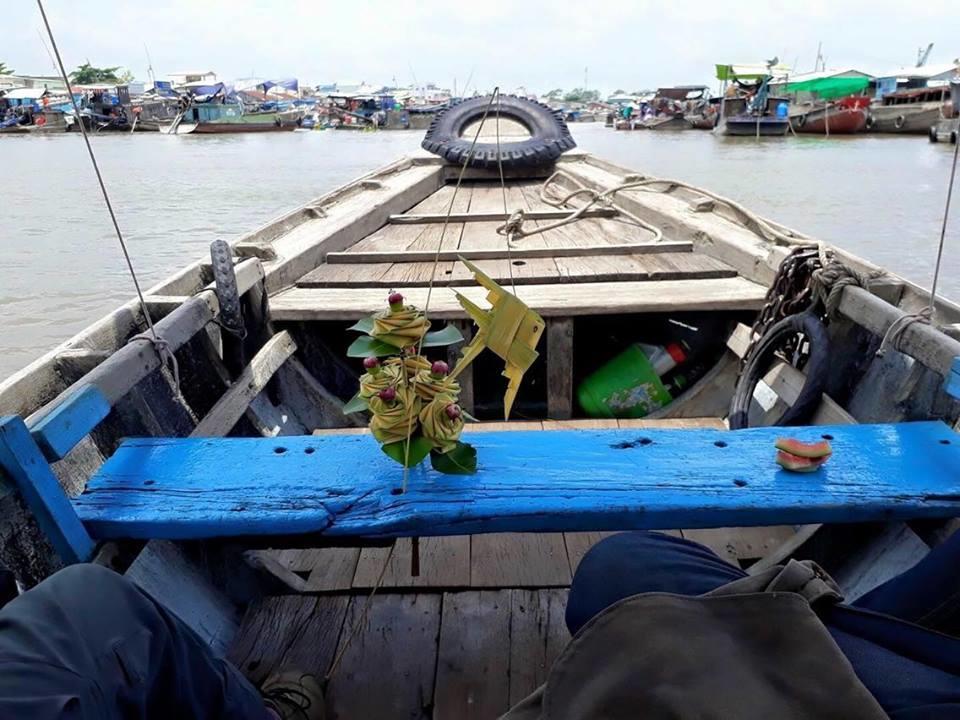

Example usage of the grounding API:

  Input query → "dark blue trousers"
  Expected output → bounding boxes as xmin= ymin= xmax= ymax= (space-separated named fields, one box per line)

xmin=567 ymin=531 xmax=960 ymax=720
xmin=0 ymin=564 xmax=266 ymax=720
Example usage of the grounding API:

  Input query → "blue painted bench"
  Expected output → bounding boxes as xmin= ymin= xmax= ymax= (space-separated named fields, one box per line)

xmin=3 ymin=382 xmax=960 ymax=565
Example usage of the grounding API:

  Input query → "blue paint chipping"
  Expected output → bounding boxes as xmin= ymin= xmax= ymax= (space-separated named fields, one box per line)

xmin=945 ymin=356 xmax=960 ymax=401
xmin=72 ymin=422 xmax=960 ymax=541
xmin=29 ymin=385 xmax=111 ymax=462
xmin=0 ymin=416 xmax=96 ymax=563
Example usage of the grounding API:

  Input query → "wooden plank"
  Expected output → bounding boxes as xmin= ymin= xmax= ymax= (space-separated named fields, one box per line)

xmin=327 ymin=241 xmax=694 ymax=264
xmin=449 ymin=321 xmax=474 ymax=414
xmin=434 ymin=591 xmax=512 ymax=720
xmin=508 ymin=589 xmax=571 ymax=706
xmin=832 ymin=523 xmax=930 ymax=602
xmin=326 ymin=594 xmax=441 ymax=720
xmin=27 ymin=259 xmax=264 ymax=424
xmin=269 ymin=547 xmax=361 ymax=591
xmin=228 ymin=595 xmax=349 ymax=685
xmin=191 ymin=332 xmax=297 ymax=438
xmin=682 ymin=526 xmax=799 ymax=565
xmin=389 ymin=208 xmax=617 ymax=223
xmin=726 ymin=322 xmax=754 ymax=359
xmin=839 ymin=285 xmax=960 ymax=377
xmin=29 ymin=385 xmax=111 ymax=462
xmin=270 ymin=277 xmax=769 ymax=321
xmin=547 ymin=318 xmax=574 ymax=420
xmin=77 ymin=422 xmax=960 ymax=541
xmin=471 ymin=533 xmax=572 ymax=587
xmin=0 ymin=416 xmax=95 ymax=564
xmin=352 ymin=536 xmax=471 ymax=588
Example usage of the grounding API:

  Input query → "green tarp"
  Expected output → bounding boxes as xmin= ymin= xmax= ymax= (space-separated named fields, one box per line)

xmin=783 ymin=76 xmax=870 ymax=100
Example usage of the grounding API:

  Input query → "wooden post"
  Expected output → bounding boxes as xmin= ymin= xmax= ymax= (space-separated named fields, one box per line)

xmin=449 ymin=321 xmax=475 ymax=414
xmin=546 ymin=318 xmax=575 ymax=420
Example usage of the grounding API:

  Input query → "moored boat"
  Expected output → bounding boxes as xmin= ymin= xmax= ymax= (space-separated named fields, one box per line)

xmin=793 ymin=97 xmax=869 ymax=135
xmin=868 ymin=86 xmax=952 ymax=134
xmin=3 ymin=95 xmax=960 ymax=717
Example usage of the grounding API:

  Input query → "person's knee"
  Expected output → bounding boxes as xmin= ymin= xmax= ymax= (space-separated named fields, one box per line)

xmin=574 ymin=531 xmax=679 ymax=578
xmin=32 ymin=564 xmax=133 ymax=608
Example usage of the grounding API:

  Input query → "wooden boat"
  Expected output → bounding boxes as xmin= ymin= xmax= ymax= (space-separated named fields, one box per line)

xmin=868 ymin=87 xmax=951 ymax=135
xmin=3 ymin=105 xmax=960 ymax=718
xmin=716 ymin=95 xmax=791 ymax=136
xmin=160 ymin=103 xmax=298 ymax=134
xmin=793 ymin=97 xmax=869 ymax=135
xmin=640 ymin=113 xmax=687 ymax=130
xmin=930 ymin=81 xmax=959 ymax=144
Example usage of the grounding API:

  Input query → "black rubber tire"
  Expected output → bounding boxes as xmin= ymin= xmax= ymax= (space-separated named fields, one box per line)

xmin=210 ymin=239 xmax=243 ymax=335
xmin=728 ymin=312 xmax=831 ymax=430
xmin=930 ymin=125 xmax=939 ymax=143
xmin=421 ymin=95 xmax=576 ymax=169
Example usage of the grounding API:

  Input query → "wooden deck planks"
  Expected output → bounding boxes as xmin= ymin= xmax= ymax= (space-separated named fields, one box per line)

xmin=326 ymin=594 xmax=442 ymax=720
xmin=227 ymin=595 xmax=349 ymax=685
xmin=271 ymin=276 xmax=768 ymax=321
xmin=434 ymin=591 xmax=513 ymax=719
xmin=471 ymin=533 xmax=572 ymax=587
xmin=507 ymin=589 xmax=570 ymax=706
xmin=352 ymin=536 xmax=471 ymax=589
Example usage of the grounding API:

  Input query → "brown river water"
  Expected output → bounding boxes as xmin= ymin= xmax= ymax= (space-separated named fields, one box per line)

xmin=0 ymin=123 xmax=958 ymax=378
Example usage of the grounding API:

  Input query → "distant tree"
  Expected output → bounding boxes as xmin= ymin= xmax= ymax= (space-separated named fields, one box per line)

xmin=563 ymin=88 xmax=600 ymax=103
xmin=117 ymin=68 xmax=135 ymax=84
xmin=612 ymin=88 xmax=625 ymax=95
xmin=0 ymin=62 xmax=14 ymax=75
xmin=543 ymin=88 xmax=564 ymax=100
xmin=69 ymin=62 xmax=122 ymax=84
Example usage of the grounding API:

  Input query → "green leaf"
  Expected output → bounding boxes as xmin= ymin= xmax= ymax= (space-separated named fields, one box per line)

xmin=347 ymin=316 xmax=376 ymax=334
xmin=347 ymin=335 xmax=402 ymax=357
xmin=381 ymin=436 xmax=433 ymax=468
xmin=430 ymin=442 xmax=477 ymax=475
xmin=422 ymin=324 xmax=465 ymax=348
xmin=342 ymin=393 xmax=369 ymax=414
xmin=461 ymin=409 xmax=479 ymax=423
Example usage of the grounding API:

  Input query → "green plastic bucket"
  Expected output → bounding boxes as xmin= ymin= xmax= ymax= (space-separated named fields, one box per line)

xmin=577 ymin=345 xmax=673 ymax=418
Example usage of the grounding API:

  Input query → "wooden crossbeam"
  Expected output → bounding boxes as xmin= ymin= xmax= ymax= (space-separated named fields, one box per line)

xmin=74 ymin=422 xmax=960 ymax=542
xmin=324 ymin=241 xmax=693 ymax=264
xmin=192 ymin=332 xmax=298 ymax=438
xmin=387 ymin=208 xmax=618 ymax=224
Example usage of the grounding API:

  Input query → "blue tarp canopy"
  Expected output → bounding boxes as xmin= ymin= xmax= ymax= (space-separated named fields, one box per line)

xmin=263 ymin=78 xmax=299 ymax=92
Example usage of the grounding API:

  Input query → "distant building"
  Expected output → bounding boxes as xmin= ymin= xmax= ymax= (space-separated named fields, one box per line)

xmin=167 ymin=71 xmax=217 ymax=88
xmin=0 ymin=73 xmax=68 ymax=94
xmin=872 ymin=62 xmax=960 ymax=97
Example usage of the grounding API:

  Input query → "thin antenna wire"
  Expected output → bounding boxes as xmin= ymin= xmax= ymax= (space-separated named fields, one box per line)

xmin=35 ymin=0 xmax=160 ymax=342
xmin=929 ymin=134 xmax=960 ymax=314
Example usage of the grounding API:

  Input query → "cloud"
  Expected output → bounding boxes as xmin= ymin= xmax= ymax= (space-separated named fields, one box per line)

xmin=7 ymin=0 xmax=957 ymax=93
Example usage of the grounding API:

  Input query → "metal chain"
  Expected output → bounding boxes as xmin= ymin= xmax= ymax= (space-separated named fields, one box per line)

xmin=738 ymin=246 xmax=823 ymax=375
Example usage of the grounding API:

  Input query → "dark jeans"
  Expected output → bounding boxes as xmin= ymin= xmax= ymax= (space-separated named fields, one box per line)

xmin=0 ymin=564 xmax=266 ymax=720
xmin=567 ymin=531 xmax=960 ymax=720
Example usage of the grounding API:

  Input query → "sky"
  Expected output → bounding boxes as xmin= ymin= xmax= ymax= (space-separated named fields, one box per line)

xmin=5 ymin=1 xmax=958 ymax=95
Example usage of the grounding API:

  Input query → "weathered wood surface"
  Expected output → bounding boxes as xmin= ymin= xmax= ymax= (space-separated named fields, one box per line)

xmin=434 ymin=590 xmax=513 ymax=719
xmin=191 ymin=332 xmax=298 ymax=438
xmin=325 ymin=241 xmax=694 ymax=264
xmin=296 ymin=252 xmax=736 ymax=288
xmin=26 ymin=259 xmax=264 ymax=426
xmin=352 ymin=536 xmax=471 ymax=589
xmin=270 ymin=277 xmax=767 ymax=321
xmin=471 ymin=533 xmax=572 ymax=587
xmin=388 ymin=208 xmax=618 ymax=224
xmin=74 ymin=422 xmax=960 ymax=541
xmin=546 ymin=318 xmax=574 ymax=420
xmin=326 ymin=594 xmax=441 ymax=719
